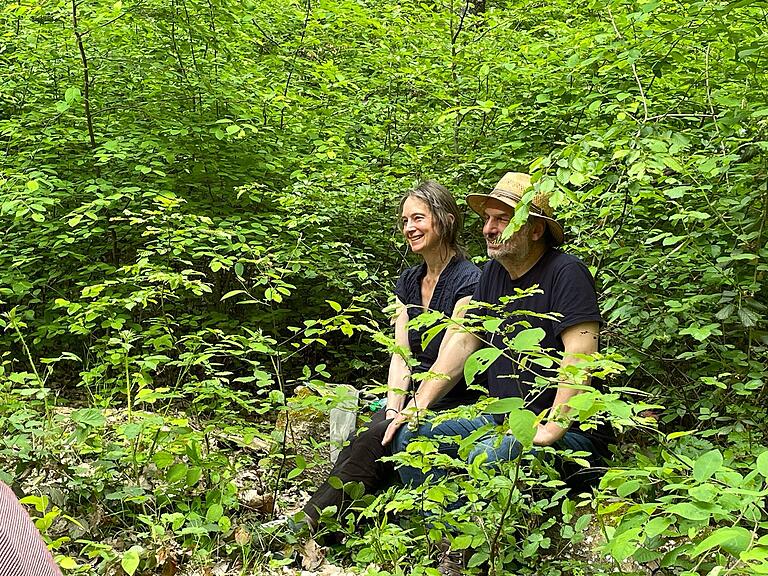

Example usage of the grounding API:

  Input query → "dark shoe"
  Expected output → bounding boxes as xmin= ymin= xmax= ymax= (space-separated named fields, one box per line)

xmin=437 ymin=538 xmax=466 ymax=576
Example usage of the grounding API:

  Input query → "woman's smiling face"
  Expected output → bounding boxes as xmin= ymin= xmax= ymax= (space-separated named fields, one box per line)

xmin=401 ymin=196 xmax=441 ymax=255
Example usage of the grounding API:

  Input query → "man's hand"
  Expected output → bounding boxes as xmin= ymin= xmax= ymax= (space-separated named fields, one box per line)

xmin=532 ymin=422 xmax=566 ymax=446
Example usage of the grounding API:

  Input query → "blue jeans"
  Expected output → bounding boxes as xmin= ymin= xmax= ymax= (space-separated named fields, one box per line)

xmin=393 ymin=414 xmax=602 ymax=487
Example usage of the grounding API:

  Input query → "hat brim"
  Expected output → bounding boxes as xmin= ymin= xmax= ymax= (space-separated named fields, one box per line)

xmin=466 ymin=192 xmax=565 ymax=246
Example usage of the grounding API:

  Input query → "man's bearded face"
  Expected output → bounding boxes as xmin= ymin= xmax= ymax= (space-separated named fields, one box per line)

xmin=482 ymin=199 xmax=534 ymax=263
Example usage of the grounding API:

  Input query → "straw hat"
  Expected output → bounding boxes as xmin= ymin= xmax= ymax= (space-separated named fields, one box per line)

xmin=466 ymin=172 xmax=564 ymax=246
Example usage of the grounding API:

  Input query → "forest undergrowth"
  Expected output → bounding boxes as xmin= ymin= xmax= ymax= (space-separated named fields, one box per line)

xmin=1 ymin=0 xmax=767 ymax=573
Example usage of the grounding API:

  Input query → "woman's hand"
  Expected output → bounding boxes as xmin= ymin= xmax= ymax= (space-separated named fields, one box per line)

xmin=385 ymin=394 xmax=406 ymax=417
xmin=381 ymin=403 xmax=424 ymax=446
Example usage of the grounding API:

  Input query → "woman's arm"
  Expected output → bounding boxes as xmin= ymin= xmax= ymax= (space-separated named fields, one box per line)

xmin=385 ymin=297 xmax=411 ymax=417
xmin=381 ymin=295 xmax=482 ymax=446
xmin=382 ymin=328 xmax=482 ymax=445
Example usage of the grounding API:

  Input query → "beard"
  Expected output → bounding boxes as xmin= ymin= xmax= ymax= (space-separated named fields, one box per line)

xmin=486 ymin=223 xmax=533 ymax=262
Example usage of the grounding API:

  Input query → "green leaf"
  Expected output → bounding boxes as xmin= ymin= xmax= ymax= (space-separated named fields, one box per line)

xmin=206 ymin=503 xmax=224 ymax=523
xmin=666 ymin=430 xmax=696 ymax=441
xmin=668 ymin=502 xmax=712 ymax=521
xmin=58 ymin=557 xmax=78 ymax=570
xmin=606 ymin=527 xmax=642 ymax=561
xmin=662 ymin=156 xmax=685 ymax=173
xmin=467 ymin=550 xmax=490 ymax=568
xmin=737 ymin=307 xmax=761 ymax=328
xmin=511 ymin=327 xmax=546 ymax=351
xmin=121 ymin=547 xmax=142 ymax=576
xmin=644 ymin=516 xmax=674 ymax=539
xmin=464 ymin=348 xmax=502 ymax=386
xmin=688 ymin=484 xmax=717 ymax=502
xmin=485 ymin=397 xmax=524 ymax=414
xmin=152 ymin=451 xmax=174 ymax=469
xmin=680 ymin=323 xmax=720 ymax=342
xmin=218 ymin=515 xmax=231 ymax=532
xmin=690 ymin=526 xmax=752 ymax=558
xmin=186 ymin=466 xmax=202 ymax=487
xmin=574 ymin=513 xmax=592 ymax=532
xmin=343 ymin=481 xmax=364 ymax=500
xmin=452 ymin=534 xmax=473 ymax=550
xmin=70 ymin=408 xmax=105 ymax=428
xmin=692 ymin=449 xmax=723 ymax=482
xmin=166 ymin=463 xmax=187 ymax=484
xmin=505 ymin=407 xmax=537 ymax=449
xmin=617 ymin=479 xmax=641 ymax=498
xmin=221 ymin=289 xmax=246 ymax=301
xmin=64 ymin=87 xmax=81 ymax=103
xmin=264 ymin=287 xmax=283 ymax=303
xmin=287 ymin=466 xmax=303 ymax=480
xmin=756 ymin=451 xmax=768 ymax=477
xmin=327 ymin=300 xmax=342 ymax=312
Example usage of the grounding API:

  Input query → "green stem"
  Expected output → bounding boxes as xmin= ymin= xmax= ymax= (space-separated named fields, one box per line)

xmin=125 ymin=351 xmax=132 ymax=422
xmin=12 ymin=321 xmax=43 ymax=389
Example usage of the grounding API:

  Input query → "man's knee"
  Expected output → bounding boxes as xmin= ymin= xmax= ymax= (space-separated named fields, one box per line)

xmin=468 ymin=434 xmax=522 ymax=465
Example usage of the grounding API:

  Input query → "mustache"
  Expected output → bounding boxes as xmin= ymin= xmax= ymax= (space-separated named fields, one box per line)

xmin=486 ymin=235 xmax=504 ymax=246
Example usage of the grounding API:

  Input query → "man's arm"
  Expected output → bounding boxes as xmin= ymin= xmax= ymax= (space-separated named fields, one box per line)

xmin=381 ymin=310 xmax=482 ymax=446
xmin=532 ymin=321 xmax=600 ymax=446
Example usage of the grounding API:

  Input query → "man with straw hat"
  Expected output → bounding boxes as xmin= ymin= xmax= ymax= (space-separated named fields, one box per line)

xmin=382 ymin=172 xmax=613 ymax=574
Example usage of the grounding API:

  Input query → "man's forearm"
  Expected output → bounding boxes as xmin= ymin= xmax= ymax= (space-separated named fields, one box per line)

xmin=533 ymin=321 xmax=600 ymax=446
xmin=411 ymin=331 xmax=481 ymax=409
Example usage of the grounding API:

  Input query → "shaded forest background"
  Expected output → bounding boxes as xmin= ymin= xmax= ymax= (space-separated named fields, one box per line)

xmin=1 ymin=0 xmax=766 ymax=573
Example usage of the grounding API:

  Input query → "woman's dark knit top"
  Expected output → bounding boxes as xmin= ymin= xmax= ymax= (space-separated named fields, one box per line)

xmin=394 ymin=256 xmax=482 ymax=410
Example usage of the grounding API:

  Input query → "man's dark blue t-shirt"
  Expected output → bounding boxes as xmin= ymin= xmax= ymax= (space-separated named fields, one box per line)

xmin=473 ymin=249 xmax=602 ymax=417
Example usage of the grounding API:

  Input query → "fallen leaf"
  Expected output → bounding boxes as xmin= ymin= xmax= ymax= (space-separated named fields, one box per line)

xmin=241 ymin=489 xmax=275 ymax=514
xmin=160 ymin=558 xmax=178 ymax=576
xmin=234 ymin=525 xmax=251 ymax=545
xmin=301 ymin=539 xmax=325 ymax=571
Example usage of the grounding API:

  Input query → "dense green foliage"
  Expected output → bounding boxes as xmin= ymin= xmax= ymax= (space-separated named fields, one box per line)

xmin=1 ymin=0 xmax=766 ymax=573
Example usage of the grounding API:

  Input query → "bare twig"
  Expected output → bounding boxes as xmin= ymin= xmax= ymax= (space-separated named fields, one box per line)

xmin=71 ymin=0 xmax=97 ymax=148
xmin=251 ymin=18 xmax=281 ymax=46
xmin=452 ymin=0 xmax=471 ymax=45
xmin=607 ymin=7 xmax=648 ymax=122
xmin=280 ymin=0 xmax=312 ymax=129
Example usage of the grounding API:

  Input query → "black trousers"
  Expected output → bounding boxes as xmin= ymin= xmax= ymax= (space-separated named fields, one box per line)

xmin=303 ymin=408 xmax=397 ymax=524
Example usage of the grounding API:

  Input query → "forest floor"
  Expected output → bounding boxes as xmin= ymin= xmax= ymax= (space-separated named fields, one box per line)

xmin=10 ymin=398 xmax=651 ymax=575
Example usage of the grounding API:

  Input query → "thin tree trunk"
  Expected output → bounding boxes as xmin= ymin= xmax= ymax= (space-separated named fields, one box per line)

xmin=71 ymin=0 xmax=96 ymax=148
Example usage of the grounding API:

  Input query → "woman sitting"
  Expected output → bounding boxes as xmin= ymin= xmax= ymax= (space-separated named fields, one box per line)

xmin=297 ymin=180 xmax=481 ymax=532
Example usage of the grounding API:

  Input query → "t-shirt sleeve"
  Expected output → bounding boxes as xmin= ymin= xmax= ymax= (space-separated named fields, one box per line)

xmin=453 ymin=262 xmax=481 ymax=302
xmin=551 ymin=261 xmax=602 ymax=336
